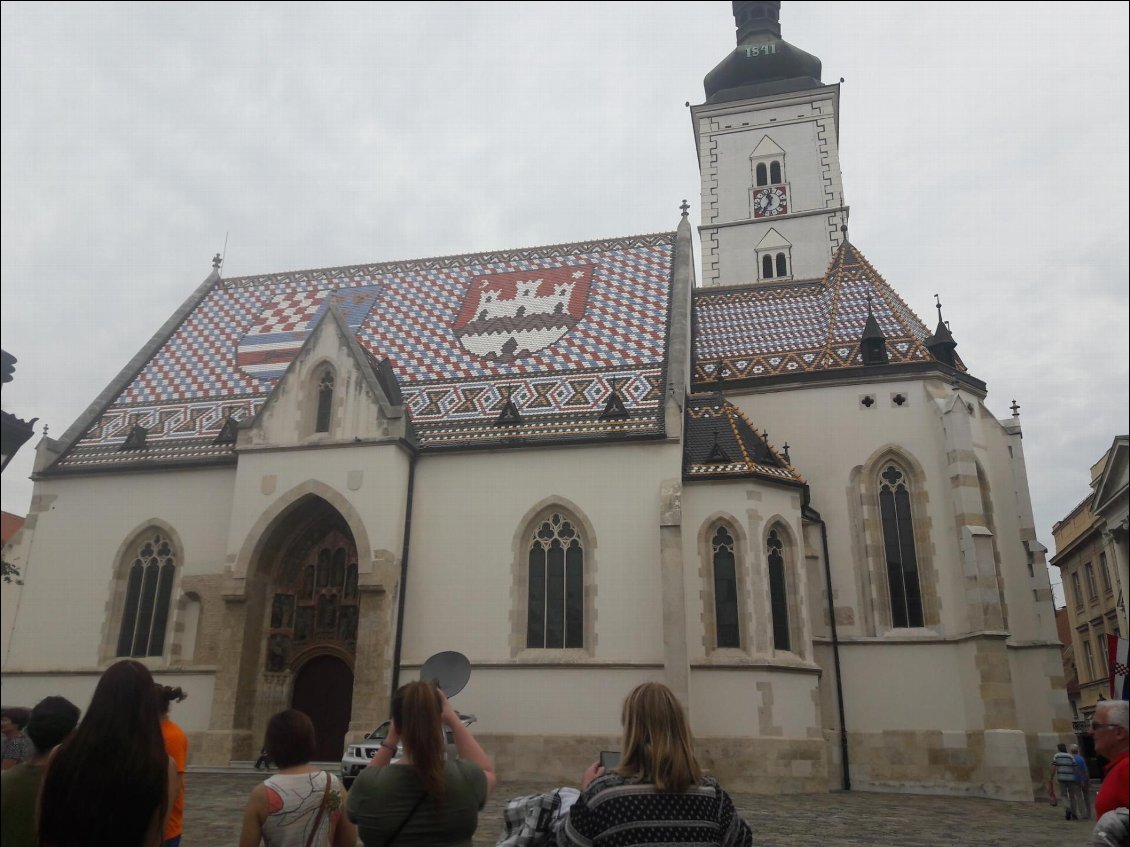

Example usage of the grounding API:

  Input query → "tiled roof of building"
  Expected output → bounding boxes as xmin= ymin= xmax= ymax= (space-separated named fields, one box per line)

xmin=50 ymin=233 xmax=676 ymax=471
xmin=683 ymin=393 xmax=804 ymax=486
xmin=692 ymin=240 xmax=967 ymax=385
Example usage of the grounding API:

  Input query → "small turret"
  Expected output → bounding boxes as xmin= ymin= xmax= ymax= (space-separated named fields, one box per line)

xmin=925 ymin=294 xmax=958 ymax=368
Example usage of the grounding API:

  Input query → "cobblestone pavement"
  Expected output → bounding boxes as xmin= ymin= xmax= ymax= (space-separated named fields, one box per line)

xmin=182 ymin=770 xmax=1095 ymax=847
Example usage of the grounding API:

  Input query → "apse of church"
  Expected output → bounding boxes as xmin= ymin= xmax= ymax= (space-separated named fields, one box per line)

xmin=0 ymin=1 xmax=1067 ymax=800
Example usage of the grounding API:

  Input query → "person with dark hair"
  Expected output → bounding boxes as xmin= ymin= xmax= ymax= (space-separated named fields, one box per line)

xmin=156 ymin=685 xmax=189 ymax=847
xmin=557 ymin=681 xmax=753 ymax=847
xmin=1 ymin=706 xmax=34 ymax=770
xmin=347 ymin=680 xmax=496 ymax=846
xmin=1 ymin=696 xmax=80 ymax=847
xmin=238 ymin=709 xmax=356 ymax=847
xmin=38 ymin=659 xmax=176 ymax=847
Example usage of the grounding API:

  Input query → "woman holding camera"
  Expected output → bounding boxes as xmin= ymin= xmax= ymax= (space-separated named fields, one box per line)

xmin=347 ymin=680 xmax=496 ymax=846
xmin=557 ymin=681 xmax=752 ymax=847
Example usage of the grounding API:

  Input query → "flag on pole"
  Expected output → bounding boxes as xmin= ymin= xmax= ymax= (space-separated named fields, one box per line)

xmin=1109 ymin=634 xmax=1130 ymax=700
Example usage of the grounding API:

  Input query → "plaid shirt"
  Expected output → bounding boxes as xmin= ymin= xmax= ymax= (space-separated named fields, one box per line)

xmin=496 ymin=789 xmax=579 ymax=847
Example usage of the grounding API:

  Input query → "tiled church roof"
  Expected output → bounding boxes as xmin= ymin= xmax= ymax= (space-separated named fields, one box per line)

xmin=692 ymin=240 xmax=967 ymax=386
xmin=683 ymin=393 xmax=804 ymax=485
xmin=50 ymin=233 xmax=677 ymax=471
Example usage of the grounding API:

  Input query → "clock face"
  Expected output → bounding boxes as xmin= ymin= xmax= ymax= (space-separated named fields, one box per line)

xmin=753 ymin=186 xmax=788 ymax=218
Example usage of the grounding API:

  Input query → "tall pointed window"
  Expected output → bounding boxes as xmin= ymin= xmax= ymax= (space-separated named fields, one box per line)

xmin=711 ymin=526 xmax=740 ymax=648
xmin=527 ymin=512 xmax=584 ymax=649
xmin=769 ymin=160 xmax=783 ymax=184
xmin=315 ymin=368 xmax=335 ymax=433
xmin=879 ymin=464 xmax=923 ymax=627
xmin=755 ymin=162 xmax=769 ymax=187
xmin=767 ymin=528 xmax=790 ymax=651
xmin=116 ymin=532 xmax=177 ymax=657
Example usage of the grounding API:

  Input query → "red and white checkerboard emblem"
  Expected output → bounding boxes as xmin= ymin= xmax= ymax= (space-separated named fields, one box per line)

xmin=453 ymin=265 xmax=593 ymax=363
xmin=237 ymin=290 xmax=332 ymax=379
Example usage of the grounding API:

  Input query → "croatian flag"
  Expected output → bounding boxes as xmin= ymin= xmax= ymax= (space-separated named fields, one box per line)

xmin=1110 ymin=634 xmax=1130 ymax=700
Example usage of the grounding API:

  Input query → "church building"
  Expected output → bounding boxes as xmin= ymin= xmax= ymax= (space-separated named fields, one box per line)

xmin=0 ymin=2 xmax=1069 ymax=799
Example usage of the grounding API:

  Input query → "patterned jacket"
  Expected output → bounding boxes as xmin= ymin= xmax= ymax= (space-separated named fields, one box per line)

xmin=555 ymin=773 xmax=753 ymax=847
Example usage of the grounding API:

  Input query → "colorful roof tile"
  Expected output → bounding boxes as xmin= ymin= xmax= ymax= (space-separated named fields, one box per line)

xmin=50 ymin=234 xmax=676 ymax=471
xmin=692 ymin=241 xmax=967 ymax=385
xmin=683 ymin=393 xmax=804 ymax=485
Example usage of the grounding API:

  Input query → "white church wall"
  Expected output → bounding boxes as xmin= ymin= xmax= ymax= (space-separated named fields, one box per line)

xmin=402 ymin=441 xmax=683 ymax=733
xmin=689 ymin=667 xmax=819 ymax=737
xmin=226 ymin=444 xmax=410 ymax=583
xmin=1 ymin=467 xmax=235 ymax=672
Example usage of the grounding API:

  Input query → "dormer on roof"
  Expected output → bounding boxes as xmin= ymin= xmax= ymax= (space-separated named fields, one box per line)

xmin=860 ymin=296 xmax=889 ymax=366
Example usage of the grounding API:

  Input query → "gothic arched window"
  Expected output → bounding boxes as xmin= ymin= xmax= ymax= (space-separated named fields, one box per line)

xmin=769 ymin=160 xmax=783 ymax=184
xmin=879 ymin=464 xmax=924 ymax=628
xmin=712 ymin=526 xmax=740 ymax=648
xmin=775 ymin=252 xmax=788 ymax=277
xmin=762 ymin=254 xmax=774 ymax=279
xmin=527 ymin=512 xmax=584 ymax=649
xmin=755 ymin=162 xmax=768 ymax=187
xmin=116 ymin=532 xmax=177 ymax=658
xmin=767 ymin=528 xmax=790 ymax=651
xmin=315 ymin=368 xmax=335 ymax=433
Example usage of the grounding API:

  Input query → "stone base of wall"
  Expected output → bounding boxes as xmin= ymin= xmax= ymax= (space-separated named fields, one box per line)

xmin=477 ymin=733 xmax=827 ymax=794
xmin=842 ymin=729 xmax=1035 ymax=801
xmin=192 ymin=729 xmax=256 ymax=765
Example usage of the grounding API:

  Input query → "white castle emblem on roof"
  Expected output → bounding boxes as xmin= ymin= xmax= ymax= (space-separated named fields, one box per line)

xmin=453 ymin=265 xmax=594 ymax=363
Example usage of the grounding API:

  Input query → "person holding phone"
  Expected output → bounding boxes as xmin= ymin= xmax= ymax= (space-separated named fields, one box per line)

xmin=557 ymin=681 xmax=752 ymax=846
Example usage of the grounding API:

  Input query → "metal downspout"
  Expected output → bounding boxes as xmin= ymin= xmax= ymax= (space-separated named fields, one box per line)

xmin=804 ymin=502 xmax=851 ymax=790
xmin=389 ymin=450 xmax=418 ymax=696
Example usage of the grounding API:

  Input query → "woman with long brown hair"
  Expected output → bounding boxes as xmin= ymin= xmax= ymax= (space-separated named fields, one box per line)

xmin=557 ymin=681 xmax=752 ymax=846
xmin=37 ymin=659 xmax=176 ymax=847
xmin=347 ymin=680 xmax=496 ymax=846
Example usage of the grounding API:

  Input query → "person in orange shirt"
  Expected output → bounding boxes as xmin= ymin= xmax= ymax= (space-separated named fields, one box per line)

xmin=157 ymin=685 xmax=189 ymax=847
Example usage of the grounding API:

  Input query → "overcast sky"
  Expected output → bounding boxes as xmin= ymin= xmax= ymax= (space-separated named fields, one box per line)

xmin=2 ymin=2 xmax=1127 ymax=605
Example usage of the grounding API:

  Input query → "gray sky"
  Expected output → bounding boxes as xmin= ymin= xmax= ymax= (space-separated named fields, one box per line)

xmin=2 ymin=2 xmax=1127 ymax=605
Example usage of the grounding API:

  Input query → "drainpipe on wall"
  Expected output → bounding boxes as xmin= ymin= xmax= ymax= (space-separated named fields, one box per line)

xmin=389 ymin=448 xmax=418 ymax=696
xmin=803 ymin=501 xmax=851 ymax=791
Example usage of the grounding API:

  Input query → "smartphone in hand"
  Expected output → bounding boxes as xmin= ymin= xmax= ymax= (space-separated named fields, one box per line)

xmin=599 ymin=750 xmax=621 ymax=769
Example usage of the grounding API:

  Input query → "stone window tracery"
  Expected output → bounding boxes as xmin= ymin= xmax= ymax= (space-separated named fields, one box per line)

xmin=527 ymin=512 xmax=584 ymax=649
xmin=116 ymin=533 xmax=177 ymax=658
xmin=767 ymin=528 xmax=790 ymax=651
xmin=711 ymin=526 xmax=740 ymax=648
xmin=315 ymin=368 xmax=335 ymax=433
xmin=879 ymin=464 xmax=924 ymax=628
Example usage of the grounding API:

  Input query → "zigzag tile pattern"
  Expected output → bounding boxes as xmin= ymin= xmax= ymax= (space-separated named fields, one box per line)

xmin=693 ymin=241 xmax=963 ymax=384
xmin=56 ymin=234 xmax=675 ymax=467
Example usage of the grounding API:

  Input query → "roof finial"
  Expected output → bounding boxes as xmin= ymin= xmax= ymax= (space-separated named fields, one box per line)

xmin=782 ymin=441 xmax=791 ymax=463
xmin=866 ymin=293 xmax=874 ymax=316
xmin=680 ymin=199 xmax=690 ymax=217
xmin=1010 ymin=399 xmax=1020 ymax=418
xmin=212 ymin=252 xmax=223 ymax=271
xmin=42 ymin=423 xmax=49 ymax=437
xmin=934 ymin=293 xmax=943 ymax=322
xmin=840 ymin=222 xmax=848 ymax=242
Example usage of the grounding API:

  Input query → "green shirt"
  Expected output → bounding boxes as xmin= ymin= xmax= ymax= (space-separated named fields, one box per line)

xmin=0 ymin=762 xmax=45 ymax=847
xmin=347 ymin=758 xmax=486 ymax=847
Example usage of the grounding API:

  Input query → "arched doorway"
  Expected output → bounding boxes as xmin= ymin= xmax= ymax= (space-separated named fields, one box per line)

xmin=292 ymin=654 xmax=355 ymax=761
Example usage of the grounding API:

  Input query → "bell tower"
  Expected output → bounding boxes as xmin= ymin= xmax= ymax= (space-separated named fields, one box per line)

xmin=692 ymin=1 xmax=848 ymax=287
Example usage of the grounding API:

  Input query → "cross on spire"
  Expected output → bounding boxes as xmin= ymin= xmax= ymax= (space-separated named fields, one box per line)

xmin=1010 ymin=399 xmax=1020 ymax=418
xmin=680 ymin=199 xmax=690 ymax=217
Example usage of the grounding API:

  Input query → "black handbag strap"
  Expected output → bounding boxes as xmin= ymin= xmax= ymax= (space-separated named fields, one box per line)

xmin=384 ymin=789 xmax=428 ymax=846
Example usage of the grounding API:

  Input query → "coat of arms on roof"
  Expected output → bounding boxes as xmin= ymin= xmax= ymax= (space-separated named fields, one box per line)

xmin=452 ymin=265 xmax=593 ymax=363
xmin=237 ymin=287 xmax=381 ymax=380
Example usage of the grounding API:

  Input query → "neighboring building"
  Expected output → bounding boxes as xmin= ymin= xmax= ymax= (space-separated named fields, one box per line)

xmin=1051 ymin=437 xmax=1129 ymax=722
xmin=0 ymin=2 xmax=1068 ymax=800
xmin=1 ymin=349 xmax=39 ymax=474
xmin=1055 ymin=606 xmax=1082 ymax=723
